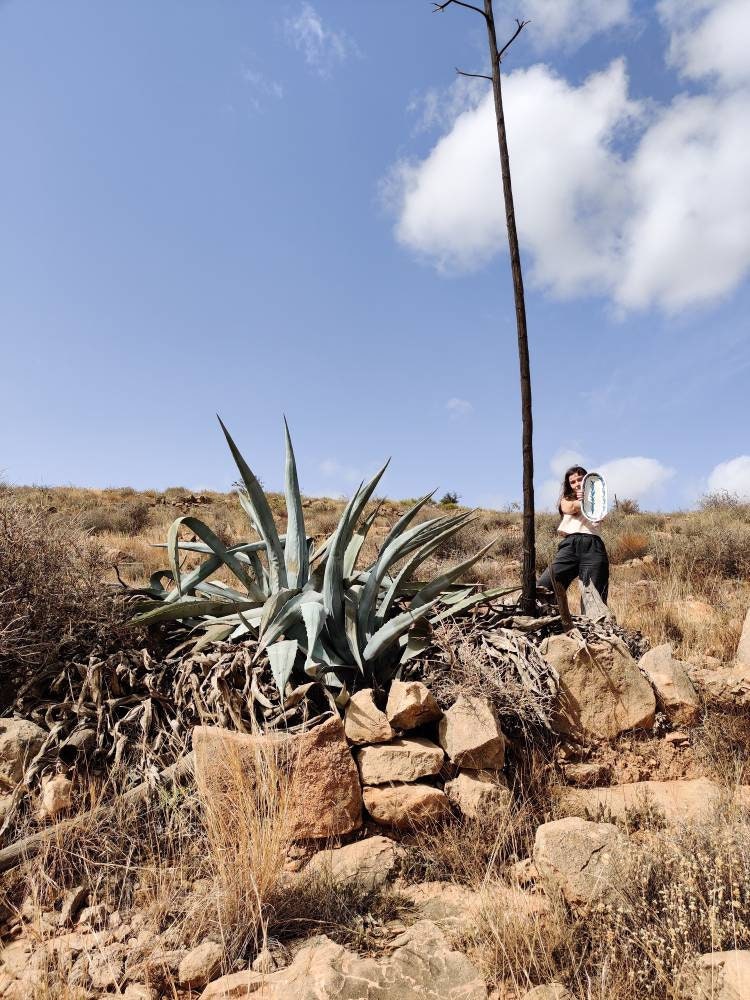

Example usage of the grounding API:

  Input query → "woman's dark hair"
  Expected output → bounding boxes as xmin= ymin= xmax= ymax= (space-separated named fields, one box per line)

xmin=558 ymin=465 xmax=587 ymax=515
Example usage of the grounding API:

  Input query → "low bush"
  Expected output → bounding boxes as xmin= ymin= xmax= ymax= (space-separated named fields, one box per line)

xmin=609 ymin=531 xmax=649 ymax=563
xmin=79 ymin=499 xmax=151 ymax=536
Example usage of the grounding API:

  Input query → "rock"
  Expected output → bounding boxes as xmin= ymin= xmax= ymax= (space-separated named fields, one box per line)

xmin=306 ymin=835 xmax=405 ymax=890
xmin=200 ymin=920 xmax=487 ymax=999
xmin=0 ymin=719 xmax=46 ymax=790
xmin=555 ymin=777 xmax=750 ymax=826
xmin=444 ymin=770 xmax=511 ymax=818
xmin=251 ymin=939 xmax=289 ymax=974
xmin=123 ymin=986 xmax=157 ymax=1000
xmin=344 ymin=690 xmax=393 ymax=745
xmin=563 ymin=762 xmax=611 ymax=787
xmin=78 ymin=902 xmax=108 ymax=929
xmin=511 ymin=857 xmax=539 ymax=886
xmin=179 ymin=941 xmax=225 ymax=988
xmin=88 ymin=944 xmax=125 ymax=989
xmin=542 ymin=634 xmax=656 ymax=739
xmin=36 ymin=772 xmax=73 ymax=821
xmin=736 ymin=607 xmax=750 ymax=668
xmin=193 ymin=716 xmax=362 ymax=841
xmin=386 ymin=680 xmax=442 ymax=731
xmin=687 ymin=662 xmax=750 ymax=709
xmin=521 ymin=987 xmax=573 ymax=1000
xmin=682 ymin=949 xmax=750 ymax=1000
xmin=533 ymin=817 xmax=626 ymax=907
xmin=356 ymin=738 xmax=444 ymax=785
xmin=363 ymin=783 xmax=451 ymax=830
xmin=438 ymin=695 xmax=506 ymax=769
xmin=398 ymin=882 xmax=481 ymax=933
xmin=638 ymin=644 xmax=700 ymax=725
xmin=669 ymin=597 xmax=717 ymax=627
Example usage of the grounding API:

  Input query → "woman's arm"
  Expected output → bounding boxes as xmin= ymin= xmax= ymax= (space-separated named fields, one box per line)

xmin=560 ymin=497 xmax=582 ymax=515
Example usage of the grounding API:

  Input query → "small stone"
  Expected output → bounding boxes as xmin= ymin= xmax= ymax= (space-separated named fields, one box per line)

xmin=0 ymin=719 xmax=46 ymax=791
xmin=386 ymin=680 xmax=442 ymax=731
xmin=123 ymin=986 xmax=156 ymax=1000
xmin=88 ymin=944 xmax=125 ymax=989
xmin=59 ymin=885 xmax=89 ymax=927
xmin=665 ymin=731 xmax=689 ymax=744
xmin=511 ymin=858 xmax=539 ymax=886
xmin=36 ymin=773 xmax=73 ymax=822
xmin=179 ymin=940 xmax=225 ymax=988
xmin=78 ymin=902 xmax=108 ymax=929
xmin=521 ymin=986 xmax=574 ymax=1000
xmin=438 ymin=695 xmax=506 ymax=769
xmin=737 ymin=607 xmax=750 ymax=668
xmin=444 ymin=770 xmax=511 ymax=818
xmin=356 ymin=738 xmax=444 ymax=785
xmin=363 ymin=784 xmax=451 ymax=830
xmin=344 ymin=689 xmax=393 ymax=745
xmin=306 ymin=836 xmax=405 ymax=890
xmin=563 ymin=762 xmax=611 ymax=787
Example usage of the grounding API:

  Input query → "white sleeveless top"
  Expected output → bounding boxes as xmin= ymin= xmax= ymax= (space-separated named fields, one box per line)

xmin=558 ymin=511 xmax=601 ymax=537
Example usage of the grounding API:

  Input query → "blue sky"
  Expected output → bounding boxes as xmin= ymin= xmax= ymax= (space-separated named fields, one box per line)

xmin=1 ymin=0 xmax=749 ymax=509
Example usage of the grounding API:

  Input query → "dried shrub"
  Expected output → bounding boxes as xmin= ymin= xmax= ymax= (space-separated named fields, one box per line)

xmin=0 ymin=490 xmax=121 ymax=705
xmin=609 ymin=531 xmax=649 ymax=563
xmin=79 ymin=500 xmax=151 ymax=536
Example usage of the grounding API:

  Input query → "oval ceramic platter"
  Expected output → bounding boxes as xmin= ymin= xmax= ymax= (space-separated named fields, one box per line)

xmin=581 ymin=472 xmax=607 ymax=522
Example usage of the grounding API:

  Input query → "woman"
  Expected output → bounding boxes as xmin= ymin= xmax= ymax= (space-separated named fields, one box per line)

xmin=537 ymin=465 xmax=609 ymax=601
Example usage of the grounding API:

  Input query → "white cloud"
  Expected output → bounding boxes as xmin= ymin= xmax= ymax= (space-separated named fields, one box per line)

xmin=597 ymin=457 xmax=675 ymax=501
xmin=241 ymin=67 xmax=284 ymax=111
xmin=387 ymin=3 xmax=750 ymax=313
xmin=549 ymin=448 xmax=586 ymax=479
xmin=539 ymin=448 xmax=588 ymax=510
xmin=284 ymin=4 xmax=359 ymax=76
xmin=707 ymin=455 xmax=750 ymax=498
xmin=319 ymin=458 xmax=362 ymax=484
xmin=520 ymin=0 xmax=631 ymax=50
xmin=446 ymin=397 xmax=473 ymax=418
xmin=659 ymin=0 xmax=750 ymax=87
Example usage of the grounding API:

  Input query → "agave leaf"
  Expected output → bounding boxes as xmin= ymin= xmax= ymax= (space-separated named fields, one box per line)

xmin=374 ymin=516 xmax=480 ymax=628
xmin=132 ymin=598 xmax=260 ymax=626
xmin=380 ymin=490 xmax=436 ymax=553
xmin=283 ymin=418 xmax=309 ymax=588
xmin=166 ymin=515 xmax=265 ymax=601
xmin=255 ymin=590 xmax=324 ymax=659
xmin=218 ymin=416 xmax=288 ymax=592
xmin=194 ymin=581 xmax=256 ymax=602
xmin=323 ymin=460 xmax=389 ymax=634
xmin=268 ymin=640 xmax=299 ymax=699
xmin=260 ymin=588 xmax=301 ymax=639
xmin=357 ymin=512 xmax=476 ymax=639
xmin=343 ymin=500 xmax=383 ymax=579
xmin=429 ymin=584 xmax=521 ymax=623
xmin=411 ymin=537 xmax=499 ymax=611
xmin=343 ymin=590 xmax=364 ymax=673
xmin=399 ymin=615 xmax=433 ymax=663
xmin=362 ymin=597 xmax=442 ymax=662
xmin=192 ymin=622 xmax=236 ymax=653
xmin=300 ymin=603 xmax=327 ymax=666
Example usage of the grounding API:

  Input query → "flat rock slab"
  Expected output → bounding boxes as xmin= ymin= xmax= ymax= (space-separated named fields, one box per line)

xmin=200 ymin=920 xmax=488 ymax=999
xmin=356 ymin=738 xmax=444 ymax=785
xmin=193 ymin=717 xmax=362 ymax=841
xmin=555 ymin=777 xmax=750 ymax=826
xmin=399 ymin=881 xmax=548 ymax=937
xmin=363 ymin=783 xmax=451 ymax=830
xmin=534 ymin=817 xmax=626 ymax=907
xmin=305 ymin=836 xmax=405 ymax=890
xmin=542 ymin=634 xmax=655 ymax=740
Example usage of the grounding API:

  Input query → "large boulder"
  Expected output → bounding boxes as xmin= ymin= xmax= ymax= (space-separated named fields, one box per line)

xmin=0 ymin=719 xmax=46 ymax=790
xmin=438 ymin=695 xmax=505 ymax=769
xmin=192 ymin=717 xmax=362 ymax=841
xmin=736 ymin=607 xmax=750 ymax=669
xmin=444 ymin=770 xmax=511 ymax=819
xmin=386 ymin=680 xmax=442 ymax=731
xmin=638 ymin=644 xmax=700 ymax=725
xmin=344 ymin=690 xmax=393 ymax=745
xmin=681 ymin=950 xmax=750 ymax=1000
xmin=200 ymin=920 xmax=488 ymax=999
xmin=533 ymin=817 xmax=626 ymax=907
xmin=555 ymin=777 xmax=750 ymax=826
xmin=363 ymin=783 xmax=451 ymax=830
xmin=542 ymin=634 xmax=655 ymax=739
xmin=355 ymin=737 xmax=444 ymax=785
xmin=305 ymin=835 xmax=405 ymax=890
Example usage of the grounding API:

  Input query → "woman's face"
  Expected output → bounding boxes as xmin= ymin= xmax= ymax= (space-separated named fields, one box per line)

xmin=568 ymin=471 xmax=585 ymax=494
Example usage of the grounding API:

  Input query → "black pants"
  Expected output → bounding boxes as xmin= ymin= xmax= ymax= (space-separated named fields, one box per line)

xmin=537 ymin=533 xmax=609 ymax=602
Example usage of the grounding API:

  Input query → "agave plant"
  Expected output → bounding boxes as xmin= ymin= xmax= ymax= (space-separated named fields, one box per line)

xmin=132 ymin=418 xmax=498 ymax=701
